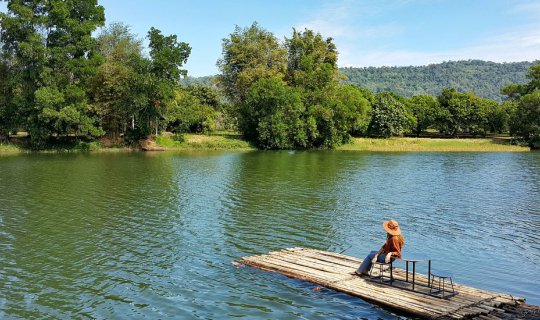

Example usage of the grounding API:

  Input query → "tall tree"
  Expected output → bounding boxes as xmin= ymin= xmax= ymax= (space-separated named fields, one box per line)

xmin=89 ymin=23 xmax=144 ymax=141
xmin=91 ymin=26 xmax=191 ymax=142
xmin=332 ymin=84 xmax=371 ymax=138
xmin=510 ymin=91 xmax=540 ymax=148
xmin=504 ymin=62 xmax=540 ymax=148
xmin=0 ymin=0 xmax=105 ymax=148
xmin=284 ymin=28 xmax=355 ymax=147
xmin=0 ymin=58 xmax=19 ymax=139
xmin=216 ymin=22 xmax=286 ymax=106
xmin=217 ymin=23 xmax=364 ymax=149
xmin=141 ymin=27 xmax=191 ymax=136
xmin=243 ymin=76 xmax=305 ymax=149
xmin=285 ymin=28 xmax=339 ymax=105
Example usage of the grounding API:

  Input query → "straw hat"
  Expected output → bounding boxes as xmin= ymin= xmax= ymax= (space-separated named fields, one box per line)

xmin=383 ymin=219 xmax=401 ymax=236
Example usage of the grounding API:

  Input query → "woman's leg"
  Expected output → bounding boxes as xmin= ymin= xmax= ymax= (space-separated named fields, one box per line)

xmin=357 ymin=250 xmax=378 ymax=274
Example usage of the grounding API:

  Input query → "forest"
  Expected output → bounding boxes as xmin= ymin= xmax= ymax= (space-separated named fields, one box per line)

xmin=341 ymin=60 xmax=534 ymax=102
xmin=184 ymin=60 xmax=535 ymax=102
xmin=0 ymin=1 xmax=539 ymax=150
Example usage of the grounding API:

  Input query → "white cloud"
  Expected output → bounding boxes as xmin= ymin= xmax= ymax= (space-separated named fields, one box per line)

xmin=339 ymin=26 xmax=540 ymax=67
xmin=294 ymin=0 xmax=404 ymax=40
xmin=294 ymin=0 xmax=539 ymax=68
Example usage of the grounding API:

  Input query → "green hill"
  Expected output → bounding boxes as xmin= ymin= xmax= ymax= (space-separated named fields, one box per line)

xmin=182 ymin=60 xmax=535 ymax=101
xmin=181 ymin=75 xmax=216 ymax=87
xmin=340 ymin=60 xmax=535 ymax=101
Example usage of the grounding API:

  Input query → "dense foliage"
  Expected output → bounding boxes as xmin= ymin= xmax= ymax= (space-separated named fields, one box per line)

xmin=341 ymin=60 xmax=534 ymax=102
xmin=368 ymin=92 xmax=409 ymax=138
xmin=0 ymin=0 xmax=106 ymax=148
xmin=406 ymin=95 xmax=440 ymax=136
xmin=503 ymin=63 xmax=540 ymax=148
xmin=219 ymin=24 xmax=371 ymax=149
xmin=0 ymin=1 xmax=192 ymax=148
xmin=165 ymin=85 xmax=220 ymax=134
xmin=0 ymin=2 xmax=537 ymax=150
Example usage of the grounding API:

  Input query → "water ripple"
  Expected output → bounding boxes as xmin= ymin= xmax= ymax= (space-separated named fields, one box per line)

xmin=0 ymin=151 xmax=539 ymax=319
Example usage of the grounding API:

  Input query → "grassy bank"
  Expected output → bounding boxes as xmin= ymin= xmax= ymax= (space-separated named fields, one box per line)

xmin=157 ymin=133 xmax=529 ymax=152
xmin=1 ymin=134 xmax=531 ymax=153
xmin=338 ymin=137 xmax=530 ymax=152
xmin=0 ymin=140 xmax=130 ymax=154
xmin=0 ymin=143 xmax=21 ymax=153
xmin=155 ymin=132 xmax=254 ymax=151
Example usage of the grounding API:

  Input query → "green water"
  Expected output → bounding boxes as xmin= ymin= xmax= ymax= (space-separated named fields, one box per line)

xmin=1 ymin=151 xmax=539 ymax=319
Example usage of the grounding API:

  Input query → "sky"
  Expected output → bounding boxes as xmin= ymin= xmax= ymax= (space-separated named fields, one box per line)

xmin=1 ymin=0 xmax=540 ymax=77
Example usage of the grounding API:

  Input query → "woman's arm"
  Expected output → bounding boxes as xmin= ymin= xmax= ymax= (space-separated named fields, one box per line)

xmin=371 ymin=245 xmax=385 ymax=263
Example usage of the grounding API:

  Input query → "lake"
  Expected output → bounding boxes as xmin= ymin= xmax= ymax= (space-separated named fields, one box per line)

xmin=0 ymin=151 xmax=539 ymax=319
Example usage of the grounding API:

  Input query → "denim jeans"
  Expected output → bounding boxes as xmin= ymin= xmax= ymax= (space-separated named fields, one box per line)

xmin=357 ymin=250 xmax=390 ymax=273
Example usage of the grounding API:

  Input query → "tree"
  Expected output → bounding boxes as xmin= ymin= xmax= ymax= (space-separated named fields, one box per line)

xmin=91 ymin=26 xmax=191 ymax=142
xmin=334 ymin=84 xmax=371 ymax=137
xmin=406 ymin=95 xmax=441 ymax=136
xmin=284 ymin=28 xmax=354 ymax=148
xmin=0 ymin=58 xmax=19 ymax=139
xmin=510 ymin=91 xmax=540 ymax=148
xmin=501 ymin=62 xmax=540 ymax=99
xmin=217 ymin=23 xmax=367 ymax=149
xmin=147 ymin=27 xmax=191 ymax=85
xmin=143 ymin=28 xmax=191 ymax=135
xmin=185 ymin=85 xmax=233 ymax=131
xmin=505 ymin=63 xmax=540 ymax=148
xmin=285 ymin=28 xmax=339 ymax=106
xmin=242 ymin=77 xmax=305 ymax=149
xmin=165 ymin=86 xmax=218 ymax=134
xmin=0 ymin=0 xmax=106 ymax=148
xmin=216 ymin=22 xmax=286 ymax=106
xmin=482 ymin=98 xmax=506 ymax=134
xmin=368 ymin=92 xmax=409 ymax=138
xmin=185 ymin=85 xmax=223 ymax=111
xmin=89 ymin=23 xmax=144 ymax=141
xmin=436 ymin=88 xmax=494 ymax=136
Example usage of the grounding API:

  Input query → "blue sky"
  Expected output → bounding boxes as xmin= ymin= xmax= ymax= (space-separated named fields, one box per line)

xmin=2 ymin=0 xmax=540 ymax=76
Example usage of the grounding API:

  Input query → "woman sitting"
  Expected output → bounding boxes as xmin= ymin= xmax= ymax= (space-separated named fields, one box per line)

xmin=355 ymin=219 xmax=405 ymax=276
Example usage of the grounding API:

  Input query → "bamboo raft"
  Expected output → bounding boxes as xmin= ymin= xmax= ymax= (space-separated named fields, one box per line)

xmin=235 ymin=247 xmax=526 ymax=319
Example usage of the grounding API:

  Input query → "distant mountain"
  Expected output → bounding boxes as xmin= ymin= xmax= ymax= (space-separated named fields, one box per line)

xmin=340 ymin=60 xmax=535 ymax=101
xmin=181 ymin=75 xmax=216 ymax=87
xmin=181 ymin=60 xmax=536 ymax=101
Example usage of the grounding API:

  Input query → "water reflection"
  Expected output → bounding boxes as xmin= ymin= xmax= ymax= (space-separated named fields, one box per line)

xmin=222 ymin=151 xmax=357 ymax=253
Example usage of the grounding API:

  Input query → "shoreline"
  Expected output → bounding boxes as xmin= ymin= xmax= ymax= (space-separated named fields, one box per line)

xmin=0 ymin=134 xmax=532 ymax=154
xmin=338 ymin=137 xmax=530 ymax=152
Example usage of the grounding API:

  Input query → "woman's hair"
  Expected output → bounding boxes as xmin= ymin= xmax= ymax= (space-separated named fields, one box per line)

xmin=388 ymin=233 xmax=405 ymax=246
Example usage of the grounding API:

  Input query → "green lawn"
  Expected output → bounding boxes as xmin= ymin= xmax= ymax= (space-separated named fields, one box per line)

xmin=155 ymin=132 xmax=254 ymax=150
xmin=338 ymin=137 xmax=530 ymax=152
xmin=0 ymin=143 xmax=20 ymax=153
xmin=1 ymin=134 xmax=531 ymax=153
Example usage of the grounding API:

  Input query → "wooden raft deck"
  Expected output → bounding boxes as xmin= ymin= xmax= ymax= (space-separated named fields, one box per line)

xmin=235 ymin=247 xmax=525 ymax=319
